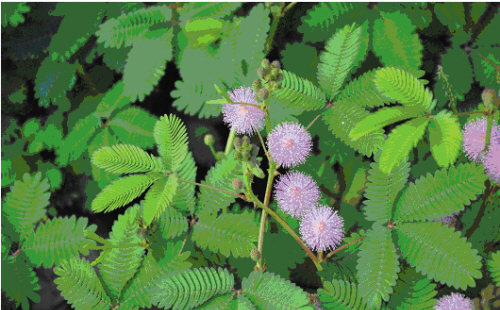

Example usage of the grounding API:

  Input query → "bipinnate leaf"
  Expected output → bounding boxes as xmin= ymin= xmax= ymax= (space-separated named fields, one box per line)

xmin=387 ymin=268 xmax=437 ymax=310
xmin=317 ymin=23 xmax=362 ymax=100
xmin=379 ymin=117 xmax=430 ymax=174
xmin=1 ymin=253 xmax=41 ymax=310
xmin=150 ymin=267 xmax=235 ymax=310
xmin=273 ymin=69 xmax=325 ymax=113
xmin=350 ymin=106 xmax=420 ymax=141
xmin=374 ymin=67 xmax=436 ymax=113
xmin=393 ymin=163 xmax=487 ymax=223
xmin=357 ymin=224 xmax=400 ymax=309
xmin=396 ymin=222 xmax=482 ymax=290
xmin=92 ymin=173 xmax=160 ymax=213
xmin=154 ymin=114 xmax=189 ymax=172
xmin=22 ymin=216 xmax=97 ymax=268
xmin=488 ymin=251 xmax=500 ymax=286
xmin=241 ymin=270 xmax=312 ymax=309
xmin=428 ymin=110 xmax=462 ymax=168
xmin=91 ymin=144 xmax=165 ymax=175
xmin=108 ymin=107 xmax=158 ymax=148
xmin=54 ymin=257 xmax=111 ymax=310
xmin=192 ymin=213 xmax=258 ymax=258
xmin=318 ymin=279 xmax=370 ymax=310
xmin=143 ymin=174 xmax=178 ymax=226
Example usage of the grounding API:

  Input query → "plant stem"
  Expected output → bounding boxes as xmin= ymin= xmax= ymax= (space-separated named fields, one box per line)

xmin=225 ymin=129 xmax=237 ymax=156
xmin=326 ymin=235 xmax=367 ymax=260
xmin=257 ymin=131 xmax=271 ymax=161
xmin=453 ymin=111 xmax=484 ymax=117
xmin=305 ymin=112 xmax=323 ymax=131
xmin=256 ymin=160 xmax=277 ymax=269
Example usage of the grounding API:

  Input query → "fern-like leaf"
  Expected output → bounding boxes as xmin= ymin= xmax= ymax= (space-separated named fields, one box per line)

xmin=1 ymin=253 xmax=41 ymax=310
xmin=54 ymin=257 xmax=112 ymax=310
xmin=241 ymin=270 xmax=311 ymax=309
xmin=318 ymin=279 xmax=370 ymax=310
xmin=154 ymin=114 xmax=189 ymax=173
xmin=196 ymin=152 xmax=243 ymax=217
xmin=179 ymin=3 xmax=241 ymax=22
xmin=97 ymin=205 xmax=144 ymax=302
xmin=172 ymin=151 xmax=197 ymax=214
xmin=143 ymin=174 xmax=178 ymax=226
xmin=96 ymin=5 xmax=171 ymax=48
xmin=379 ymin=117 xmax=430 ymax=174
xmin=488 ymin=251 xmax=500 ymax=287
xmin=299 ymin=3 xmax=355 ymax=43
xmin=374 ymin=67 xmax=436 ymax=113
xmin=57 ymin=113 xmax=99 ymax=166
xmin=273 ymin=69 xmax=325 ymax=112
xmin=397 ymin=222 xmax=482 ymax=289
xmin=388 ymin=268 xmax=437 ymax=310
xmin=337 ymin=69 xmax=393 ymax=108
xmin=108 ymin=107 xmax=158 ymax=148
xmin=157 ymin=206 xmax=188 ymax=239
xmin=195 ymin=293 xmax=235 ymax=309
xmin=372 ymin=12 xmax=424 ymax=77
xmin=428 ymin=110 xmax=462 ymax=168
xmin=92 ymin=173 xmax=160 ymax=213
xmin=350 ymin=105 xmax=421 ymax=141
xmin=192 ymin=213 xmax=259 ymax=259
xmin=91 ymin=144 xmax=165 ymax=175
xmin=94 ymin=81 xmax=131 ymax=119
xmin=122 ymin=28 xmax=173 ymax=102
xmin=363 ymin=150 xmax=410 ymax=223
xmin=356 ymin=224 xmax=400 ymax=309
xmin=22 ymin=215 xmax=97 ymax=268
xmin=35 ymin=57 xmax=77 ymax=107
xmin=317 ymin=23 xmax=362 ymax=100
xmin=150 ymin=267 xmax=235 ymax=310
xmin=393 ymin=163 xmax=487 ymax=223
xmin=2 ymin=172 xmax=50 ymax=239
xmin=322 ymin=100 xmax=385 ymax=157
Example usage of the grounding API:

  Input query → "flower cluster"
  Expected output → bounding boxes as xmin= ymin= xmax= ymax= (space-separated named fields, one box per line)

xmin=462 ymin=117 xmax=500 ymax=184
xmin=222 ymin=87 xmax=265 ymax=135
xmin=267 ymin=122 xmax=312 ymax=168
xmin=274 ymin=171 xmax=320 ymax=219
xmin=300 ymin=206 xmax=344 ymax=252
xmin=434 ymin=293 xmax=473 ymax=310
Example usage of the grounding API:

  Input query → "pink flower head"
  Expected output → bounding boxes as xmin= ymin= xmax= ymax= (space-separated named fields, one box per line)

xmin=267 ymin=122 xmax=312 ymax=167
xmin=434 ymin=293 xmax=473 ymax=310
xmin=274 ymin=171 xmax=321 ymax=219
xmin=222 ymin=87 xmax=265 ymax=135
xmin=300 ymin=206 xmax=344 ymax=252
xmin=462 ymin=117 xmax=500 ymax=162
xmin=484 ymin=142 xmax=500 ymax=184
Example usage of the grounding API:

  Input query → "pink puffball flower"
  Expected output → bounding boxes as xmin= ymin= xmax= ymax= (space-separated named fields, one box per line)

xmin=267 ymin=122 xmax=312 ymax=168
xmin=300 ymin=206 xmax=344 ymax=252
xmin=274 ymin=171 xmax=321 ymax=219
xmin=462 ymin=117 xmax=500 ymax=162
xmin=434 ymin=293 xmax=473 ymax=310
xmin=484 ymin=142 xmax=500 ymax=184
xmin=222 ymin=87 xmax=265 ymax=135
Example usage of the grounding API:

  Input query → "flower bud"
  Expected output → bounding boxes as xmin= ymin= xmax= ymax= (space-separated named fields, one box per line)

xmin=204 ymin=134 xmax=215 ymax=146
xmin=252 ymin=79 xmax=262 ymax=93
xmin=257 ymin=67 xmax=267 ymax=79
xmin=482 ymin=88 xmax=497 ymax=112
xmin=232 ymin=178 xmax=243 ymax=191
xmin=250 ymin=248 xmax=261 ymax=261
xmin=276 ymin=73 xmax=284 ymax=82
xmin=270 ymin=67 xmax=280 ymax=80
xmin=241 ymin=136 xmax=250 ymax=148
xmin=270 ymin=60 xmax=281 ymax=69
xmin=233 ymin=137 xmax=241 ymax=149
xmin=261 ymin=59 xmax=270 ymax=69
xmin=233 ymin=151 xmax=242 ymax=161
xmin=251 ymin=144 xmax=259 ymax=158
xmin=257 ymin=88 xmax=269 ymax=101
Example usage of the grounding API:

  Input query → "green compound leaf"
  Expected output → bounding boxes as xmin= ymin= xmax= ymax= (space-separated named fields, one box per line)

xmin=1 ymin=253 xmax=41 ymax=310
xmin=22 ymin=215 xmax=97 ymax=268
xmin=57 ymin=113 xmax=99 ymax=166
xmin=350 ymin=105 xmax=421 ymax=141
xmin=396 ymin=222 xmax=482 ymax=290
xmin=440 ymin=44 xmax=473 ymax=101
xmin=1 ymin=2 xmax=30 ymax=28
xmin=428 ymin=110 xmax=462 ymax=168
xmin=317 ymin=23 xmax=362 ymax=101
xmin=337 ymin=69 xmax=393 ymax=109
xmin=379 ymin=117 xmax=430 ymax=174
xmin=179 ymin=2 xmax=241 ymax=22
xmin=192 ymin=213 xmax=258 ymax=259
xmin=241 ymin=270 xmax=312 ymax=309
xmin=54 ymin=257 xmax=111 ymax=310
xmin=154 ymin=114 xmax=189 ymax=173
xmin=109 ymin=107 xmax=157 ymax=148
xmin=393 ymin=163 xmax=487 ymax=223
xmin=364 ymin=150 xmax=410 ymax=223
xmin=318 ymin=279 xmax=370 ymax=310
xmin=92 ymin=173 xmax=160 ymax=213
xmin=357 ymin=224 xmax=400 ymax=309
xmin=374 ymin=67 xmax=436 ymax=113
xmin=35 ymin=57 xmax=78 ymax=107
xmin=487 ymin=251 xmax=500 ymax=287
xmin=143 ymin=174 xmax=178 ymax=226
xmin=91 ymin=144 xmax=165 ymax=175
xmin=372 ymin=11 xmax=424 ymax=77
xmin=387 ymin=268 xmax=437 ymax=310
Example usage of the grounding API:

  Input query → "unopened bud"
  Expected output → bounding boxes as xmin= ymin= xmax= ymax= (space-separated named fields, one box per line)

xmin=250 ymin=248 xmax=261 ymax=261
xmin=241 ymin=136 xmax=250 ymax=148
xmin=261 ymin=59 xmax=270 ymax=69
xmin=270 ymin=67 xmax=280 ymax=79
xmin=257 ymin=88 xmax=269 ymax=101
xmin=233 ymin=137 xmax=241 ymax=149
xmin=257 ymin=67 xmax=267 ymax=79
xmin=270 ymin=60 xmax=281 ymax=69
xmin=482 ymin=88 xmax=497 ymax=111
xmin=204 ymin=134 xmax=215 ymax=146
xmin=232 ymin=178 xmax=243 ymax=191
xmin=251 ymin=144 xmax=259 ymax=158
xmin=252 ymin=79 xmax=262 ymax=93
xmin=233 ymin=151 xmax=242 ymax=161
xmin=277 ymin=73 xmax=284 ymax=82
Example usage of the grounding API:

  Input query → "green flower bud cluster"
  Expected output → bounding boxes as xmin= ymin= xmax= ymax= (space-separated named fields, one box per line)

xmin=232 ymin=136 xmax=258 ymax=162
xmin=482 ymin=88 xmax=498 ymax=112
xmin=254 ymin=58 xmax=284 ymax=101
